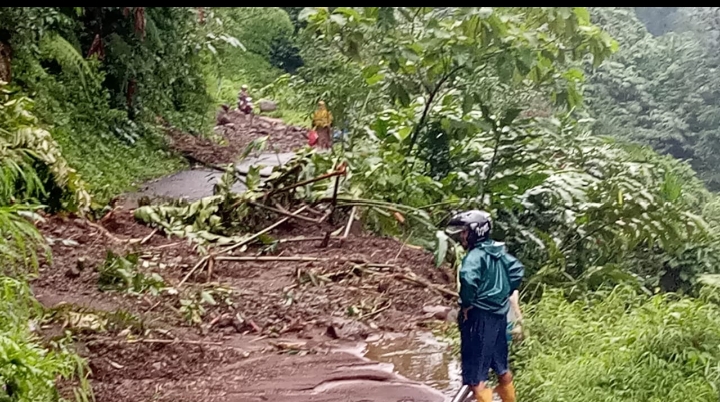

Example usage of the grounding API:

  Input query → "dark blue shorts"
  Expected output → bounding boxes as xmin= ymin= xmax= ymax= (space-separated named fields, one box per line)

xmin=458 ymin=307 xmax=509 ymax=386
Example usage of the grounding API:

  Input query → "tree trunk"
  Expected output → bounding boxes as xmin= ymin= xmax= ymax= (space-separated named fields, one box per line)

xmin=0 ymin=40 xmax=12 ymax=83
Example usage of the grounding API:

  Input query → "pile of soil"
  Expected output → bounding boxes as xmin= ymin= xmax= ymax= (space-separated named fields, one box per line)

xmin=33 ymin=208 xmax=455 ymax=402
xmin=34 ymin=107 xmax=455 ymax=402
xmin=168 ymin=111 xmax=309 ymax=166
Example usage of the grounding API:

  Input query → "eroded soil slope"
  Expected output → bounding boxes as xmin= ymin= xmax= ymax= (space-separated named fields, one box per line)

xmin=35 ymin=208 xmax=455 ymax=402
xmin=34 ymin=108 xmax=456 ymax=401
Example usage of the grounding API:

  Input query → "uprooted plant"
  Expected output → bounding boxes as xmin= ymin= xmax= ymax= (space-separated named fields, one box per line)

xmin=96 ymin=251 xmax=166 ymax=296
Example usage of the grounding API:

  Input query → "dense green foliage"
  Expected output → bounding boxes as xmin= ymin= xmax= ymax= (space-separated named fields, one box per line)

xmin=515 ymin=286 xmax=720 ymax=401
xmin=202 ymin=7 xmax=307 ymax=125
xmin=0 ymin=277 xmax=91 ymax=402
xmin=0 ymin=7 xmax=210 ymax=203
xmin=586 ymin=7 xmax=720 ymax=190
xmin=0 ymin=82 xmax=91 ymax=401
xmin=285 ymin=7 xmax=720 ymax=400
xmin=0 ymin=7 xmax=310 ymax=397
xmin=294 ymin=7 xmax=720 ymax=295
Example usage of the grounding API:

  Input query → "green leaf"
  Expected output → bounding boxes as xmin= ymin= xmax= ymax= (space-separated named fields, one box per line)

xmin=434 ymin=230 xmax=449 ymax=267
xmin=573 ymin=7 xmax=590 ymax=25
xmin=200 ymin=291 xmax=217 ymax=306
xmin=298 ymin=7 xmax=321 ymax=22
xmin=390 ymin=82 xmax=411 ymax=107
xmin=500 ymin=108 xmax=522 ymax=127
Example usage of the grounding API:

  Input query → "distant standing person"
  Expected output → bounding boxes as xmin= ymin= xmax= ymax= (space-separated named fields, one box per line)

xmin=312 ymin=100 xmax=333 ymax=149
xmin=238 ymin=84 xmax=249 ymax=107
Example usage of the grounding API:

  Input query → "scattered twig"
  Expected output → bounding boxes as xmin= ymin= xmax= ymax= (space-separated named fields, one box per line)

xmin=359 ymin=300 xmax=392 ymax=320
xmin=148 ymin=242 xmax=182 ymax=250
xmin=206 ymin=257 xmax=214 ymax=283
xmin=342 ymin=206 xmax=357 ymax=239
xmin=248 ymin=320 xmax=262 ymax=333
xmin=208 ymin=314 xmax=224 ymax=328
xmin=178 ymin=256 xmax=209 ymax=288
xmin=277 ymin=236 xmax=328 ymax=243
xmin=392 ymin=230 xmax=414 ymax=264
xmin=249 ymin=202 xmax=321 ymax=225
xmin=215 ymin=256 xmax=327 ymax=262
xmin=86 ymin=337 xmax=223 ymax=346
xmin=393 ymin=272 xmax=458 ymax=298
xmin=140 ymin=229 xmax=158 ymax=245
xmin=86 ymin=220 xmax=124 ymax=243
xmin=249 ymin=334 xmax=269 ymax=343
xmin=145 ymin=300 xmax=162 ymax=313
xmin=217 ymin=205 xmax=308 ymax=256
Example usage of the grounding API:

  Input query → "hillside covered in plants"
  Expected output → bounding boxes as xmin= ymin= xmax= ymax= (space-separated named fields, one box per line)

xmin=0 ymin=6 xmax=719 ymax=402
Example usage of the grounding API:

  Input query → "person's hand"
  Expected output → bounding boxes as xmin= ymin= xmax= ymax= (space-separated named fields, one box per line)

xmin=511 ymin=319 xmax=526 ymax=343
xmin=461 ymin=306 xmax=471 ymax=322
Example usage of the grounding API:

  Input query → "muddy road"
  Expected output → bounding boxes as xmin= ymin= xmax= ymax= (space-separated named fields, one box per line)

xmin=35 ymin=111 xmax=462 ymax=402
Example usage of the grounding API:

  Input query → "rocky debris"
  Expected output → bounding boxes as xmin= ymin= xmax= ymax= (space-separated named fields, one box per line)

xmin=167 ymin=109 xmax=307 ymax=166
xmin=422 ymin=305 xmax=452 ymax=321
xmin=326 ymin=317 xmax=374 ymax=340
xmin=258 ymin=99 xmax=277 ymax=112
xmin=216 ymin=104 xmax=232 ymax=126
xmin=38 ymin=108 xmax=457 ymax=402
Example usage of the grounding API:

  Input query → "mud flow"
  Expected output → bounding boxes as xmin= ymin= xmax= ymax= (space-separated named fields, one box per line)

xmin=37 ymin=111 xmax=471 ymax=402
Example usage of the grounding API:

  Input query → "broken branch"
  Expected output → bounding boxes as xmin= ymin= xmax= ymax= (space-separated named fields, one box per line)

xmin=178 ymin=256 xmax=209 ymax=288
xmin=359 ymin=300 xmax=392 ymax=320
xmin=342 ymin=206 xmax=357 ymax=239
xmin=215 ymin=256 xmax=327 ymax=263
xmin=267 ymin=169 xmax=347 ymax=196
xmin=140 ymin=229 xmax=157 ymax=245
xmin=249 ymin=202 xmax=321 ymax=225
xmin=393 ymin=272 xmax=458 ymax=298
xmin=217 ymin=205 xmax=308 ymax=255
xmin=87 ymin=337 xmax=223 ymax=346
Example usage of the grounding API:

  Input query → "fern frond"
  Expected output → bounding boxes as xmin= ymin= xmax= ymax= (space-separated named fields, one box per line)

xmin=144 ymin=12 xmax=163 ymax=50
xmin=0 ymin=204 xmax=47 ymax=276
xmin=0 ymin=84 xmax=92 ymax=212
xmin=38 ymin=32 xmax=91 ymax=96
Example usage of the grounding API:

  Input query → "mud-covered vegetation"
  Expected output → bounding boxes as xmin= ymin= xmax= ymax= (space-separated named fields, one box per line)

xmin=1 ymin=6 xmax=720 ymax=402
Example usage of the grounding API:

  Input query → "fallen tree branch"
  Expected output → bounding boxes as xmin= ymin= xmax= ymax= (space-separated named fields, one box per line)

xmin=249 ymin=202 xmax=321 ymax=225
xmin=267 ymin=169 xmax=347 ymax=196
xmin=87 ymin=337 xmax=223 ymax=346
xmin=217 ymin=205 xmax=308 ymax=256
xmin=215 ymin=256 xmax=327 ymax=262
xmin=342 ymin=206 xmax=357 ymax=239
xmin=393 ymin=272 xmax=458 ymax=298
xmin=178 ymin=256 xmax=209 ymax=288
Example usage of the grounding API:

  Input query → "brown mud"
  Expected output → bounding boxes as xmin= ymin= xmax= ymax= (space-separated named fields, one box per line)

xmin=34 ymin=111 xmax=459 ymax=402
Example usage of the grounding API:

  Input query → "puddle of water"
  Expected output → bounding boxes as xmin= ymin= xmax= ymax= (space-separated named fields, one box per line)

xmin=362 ymin=331 xmax=463 ymax=397
xmin=137 ymin=169 xmax=247 ymax=202
xmin=136 ymin=152 xmax=296 ymax=203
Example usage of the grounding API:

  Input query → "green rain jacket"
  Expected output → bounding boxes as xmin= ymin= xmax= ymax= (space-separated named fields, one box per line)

xmin=458 ymin=240 xmax=525 ymax=316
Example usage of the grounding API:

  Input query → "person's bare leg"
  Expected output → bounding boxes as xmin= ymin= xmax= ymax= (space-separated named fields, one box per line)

xmin=495 ymin=371 xmax=516 ymax=402
xmin=471 ymin=382 xmax=493 ymax=402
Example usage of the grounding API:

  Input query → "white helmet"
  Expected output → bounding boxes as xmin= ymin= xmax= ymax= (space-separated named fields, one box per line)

xmin=241 ymin=85 xmax=248 ymax=90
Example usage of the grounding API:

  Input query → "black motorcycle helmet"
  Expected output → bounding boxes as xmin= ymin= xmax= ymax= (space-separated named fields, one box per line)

xmin=445 ymin=210 xmax=492 ymax=250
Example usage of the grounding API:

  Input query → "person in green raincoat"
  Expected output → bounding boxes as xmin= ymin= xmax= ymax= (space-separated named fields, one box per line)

xmin=446 ymin=210 xmax=524 ymax=402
